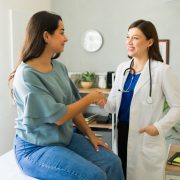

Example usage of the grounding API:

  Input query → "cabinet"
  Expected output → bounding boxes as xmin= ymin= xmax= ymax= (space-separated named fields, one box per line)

xmin=79 ymin=88 xmax=116 ymax=152
xmin=165 ymin=144 xmax=180 ymax=180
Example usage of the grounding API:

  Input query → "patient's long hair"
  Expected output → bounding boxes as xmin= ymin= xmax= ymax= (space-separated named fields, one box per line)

xmin=8 ymin=11 xmax=62 ymax=86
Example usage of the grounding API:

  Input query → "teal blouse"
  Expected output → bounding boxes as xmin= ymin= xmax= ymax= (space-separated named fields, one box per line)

xmin=13 ymin=60 xmax=80 ymax=146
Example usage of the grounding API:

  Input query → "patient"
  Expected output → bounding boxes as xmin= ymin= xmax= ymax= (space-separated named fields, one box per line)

xmin=8 ymin=11 xmax=124 ymax=180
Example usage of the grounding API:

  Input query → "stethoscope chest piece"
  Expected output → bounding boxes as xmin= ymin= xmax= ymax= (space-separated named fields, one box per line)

xmin=146 ymin=96 xmax=153 ymax=104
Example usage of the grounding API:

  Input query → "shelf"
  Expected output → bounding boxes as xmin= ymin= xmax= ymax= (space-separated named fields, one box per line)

xmin=79 ymin=88 xmax=111 ymax=95
xmin=88 ymin=120 xmax=112 ymax=129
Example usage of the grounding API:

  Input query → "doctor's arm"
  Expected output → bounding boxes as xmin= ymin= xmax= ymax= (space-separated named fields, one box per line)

xmin=103 ymin=67 xmax=123 ymax=113
xmin=154 ymin=66 xmax=180 ymax=135
xmin=140 ymin=66 xmax=180 ymax=136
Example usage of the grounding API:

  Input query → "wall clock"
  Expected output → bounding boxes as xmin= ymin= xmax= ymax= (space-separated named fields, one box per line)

xmin=81 ymin=30 xmax=103 ymax=52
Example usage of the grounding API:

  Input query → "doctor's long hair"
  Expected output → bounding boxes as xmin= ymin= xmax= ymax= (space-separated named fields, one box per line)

xmin=128 ymin=19 xmax=163 ymax=62
xmin=8 ymin=11 xmax=62 ymax=84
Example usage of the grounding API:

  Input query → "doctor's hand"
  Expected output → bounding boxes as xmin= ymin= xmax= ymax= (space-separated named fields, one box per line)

xmin=139 ymin=124 xmax=159 ymax=136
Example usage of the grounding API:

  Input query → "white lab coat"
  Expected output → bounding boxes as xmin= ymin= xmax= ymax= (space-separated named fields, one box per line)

xmin=105 ymin=60 xmax=180 ymax=180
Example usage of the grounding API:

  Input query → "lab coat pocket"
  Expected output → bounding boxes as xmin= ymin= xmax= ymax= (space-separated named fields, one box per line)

xmin=142 ymin=133 xmax=165 ymax=163
xmin=143 ymin=133 xmax=161 ymax=145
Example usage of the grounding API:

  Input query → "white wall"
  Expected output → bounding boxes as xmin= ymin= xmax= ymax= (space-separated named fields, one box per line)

xmin=0 ymin=0 xmax=52 ymax=155
xmin=52 ymin=0 xmax=180 ymax=81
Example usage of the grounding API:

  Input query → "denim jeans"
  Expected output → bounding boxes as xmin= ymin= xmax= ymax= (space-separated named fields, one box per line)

xmin=14 ymin=133 xmax=124 ymax=180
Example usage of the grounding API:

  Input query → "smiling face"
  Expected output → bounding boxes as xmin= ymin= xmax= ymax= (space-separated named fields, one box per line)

xmin=44 ymin=20 xmax=68 ymax=54
xmin=126 ymin=27 xmax=153 ymax=60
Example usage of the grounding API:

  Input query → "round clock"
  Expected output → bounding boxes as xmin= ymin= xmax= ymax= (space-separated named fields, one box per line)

xmin=81 ymin=30 xmax=103 ymax=52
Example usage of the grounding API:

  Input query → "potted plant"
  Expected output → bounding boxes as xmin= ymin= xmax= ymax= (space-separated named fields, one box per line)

xmin=76 ymin=71 xmax=96 ymax=89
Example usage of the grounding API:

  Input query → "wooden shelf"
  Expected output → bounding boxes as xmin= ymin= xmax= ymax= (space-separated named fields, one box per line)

xmin=88 ymin=120 xmax=112 ymax=129
xmin=79 ymin=88 xmax=111 ymax=95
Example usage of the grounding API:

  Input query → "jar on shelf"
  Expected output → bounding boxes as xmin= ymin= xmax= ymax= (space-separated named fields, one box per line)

xmin=98 ymin=75 xmax=106 ymax=89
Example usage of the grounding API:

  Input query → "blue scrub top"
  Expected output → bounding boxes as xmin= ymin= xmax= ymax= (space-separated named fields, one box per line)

xmin=13 ymin=60 xmax=80 ymax=146
xmin=118 ymin=72 xmax=140 ymax=122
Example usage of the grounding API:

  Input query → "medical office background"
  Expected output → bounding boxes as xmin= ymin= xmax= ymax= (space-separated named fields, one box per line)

xmin=0 ymin=0 xmax=180 ymax=155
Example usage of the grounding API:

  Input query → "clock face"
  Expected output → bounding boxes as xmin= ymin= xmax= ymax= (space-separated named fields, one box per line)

xmin=81 ymin=30 xmax=103 ymax=52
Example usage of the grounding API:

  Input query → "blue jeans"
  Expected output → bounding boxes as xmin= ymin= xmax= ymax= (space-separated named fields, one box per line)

xmin=14 ymin=133 xmax=124 ymax=180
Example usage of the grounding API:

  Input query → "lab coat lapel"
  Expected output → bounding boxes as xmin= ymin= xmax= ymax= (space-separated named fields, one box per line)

xmin=119 ymin=61 xmax=131 ymax=91
xmin=134 ymin=60 xmax=150 ymax=95
xmin=116 ymin=61 xmax=131 ymax=114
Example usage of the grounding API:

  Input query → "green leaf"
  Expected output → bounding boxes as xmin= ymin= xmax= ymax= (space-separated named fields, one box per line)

xmin=79 ymin=71 xmax=96 ymax=82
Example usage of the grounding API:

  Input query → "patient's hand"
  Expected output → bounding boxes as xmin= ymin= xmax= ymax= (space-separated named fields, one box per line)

xmin=89 ymin=133 xmax=112 ymax=152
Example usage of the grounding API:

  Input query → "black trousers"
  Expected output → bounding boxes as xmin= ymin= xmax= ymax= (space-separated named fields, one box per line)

xmin=118 ymin=121 xmax=129 ymax=179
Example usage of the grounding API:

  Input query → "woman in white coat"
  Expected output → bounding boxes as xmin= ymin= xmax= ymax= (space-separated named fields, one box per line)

xmin=103 ymin=20 xmax=180 ymax=180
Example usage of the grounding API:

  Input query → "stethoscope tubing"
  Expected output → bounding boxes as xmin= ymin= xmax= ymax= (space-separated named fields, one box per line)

xmin=118 ymin=59 xmax=153 ymax=104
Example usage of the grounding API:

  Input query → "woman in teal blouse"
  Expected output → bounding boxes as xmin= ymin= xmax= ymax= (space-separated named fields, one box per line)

xmin=9 ymin=11 xmax=124 ymax=180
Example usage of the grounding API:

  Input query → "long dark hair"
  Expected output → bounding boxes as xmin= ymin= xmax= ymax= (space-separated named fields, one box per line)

xmin=128 ymin=19 xmax=163 ymax=62
xmin=8 ymin=11 xmax=62 ymax=82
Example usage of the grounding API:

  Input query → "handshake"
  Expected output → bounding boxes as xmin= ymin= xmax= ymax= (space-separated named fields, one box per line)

xmin=88 ymin=90 xmax=107 ymax=108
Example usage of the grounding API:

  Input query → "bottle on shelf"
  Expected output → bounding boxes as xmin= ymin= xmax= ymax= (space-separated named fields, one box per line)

xmin=98 ymin=75 xmax=106 ymax=89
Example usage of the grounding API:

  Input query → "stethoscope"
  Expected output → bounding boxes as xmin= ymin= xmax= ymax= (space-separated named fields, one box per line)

xmin=118 ymin=59 xmax=153 ymax=104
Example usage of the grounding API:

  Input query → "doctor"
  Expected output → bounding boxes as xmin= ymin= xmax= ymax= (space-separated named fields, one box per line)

xmin=103 ymin=19 xmax=180 ymax=180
